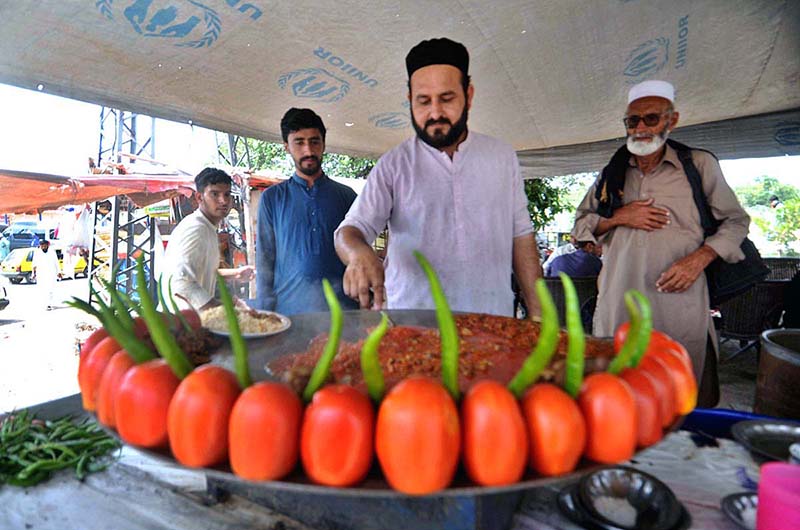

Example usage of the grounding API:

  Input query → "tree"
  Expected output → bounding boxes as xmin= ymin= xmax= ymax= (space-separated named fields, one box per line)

xmin=524 ymin=173 xmax=596 ymax=231
xmin=769 ymin=197 xmax=800 ymax=255
xmin=735 ymin=176 xmax=799 ymax=208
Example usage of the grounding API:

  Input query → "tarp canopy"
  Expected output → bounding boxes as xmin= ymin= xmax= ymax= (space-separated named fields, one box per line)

xmin=1 ymin=1 xmax=798 ymax=176
xmin=0 ymin=170 xmax=195 ymax=214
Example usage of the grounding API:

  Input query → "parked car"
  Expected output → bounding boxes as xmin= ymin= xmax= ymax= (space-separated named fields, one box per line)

xmin=3 ymin=222 xmax=56 ymax=252
xmin=0 ymin=275 xmax=9 ymax=311
xmin=0 ymin=248 xmax=87 ymax=284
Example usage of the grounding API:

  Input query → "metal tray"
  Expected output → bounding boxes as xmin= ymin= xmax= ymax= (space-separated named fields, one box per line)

xmin=731 ymin=419 xmax=800 ymax=462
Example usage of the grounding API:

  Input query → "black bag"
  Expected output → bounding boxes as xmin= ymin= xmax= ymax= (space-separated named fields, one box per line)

xmin=675 ymin=146 xmax=769 ymax=306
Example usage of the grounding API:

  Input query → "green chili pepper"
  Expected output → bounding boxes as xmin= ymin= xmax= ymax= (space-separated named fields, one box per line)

xmin=414 ymin=251 xmax=460 ymax=400
xmin=629 ymin=291 xmax=653 ymax=368
xmin=607 ymin=292 xmax=641 ymax=374
xmin=167 ymin=277 xmax=193 ymax=334
xmin=507 ymin=279 xmax=560 ymax=398
xmin=135 ymin=255 xmax=193 ymax=379
xmin=302 ymin=279 xmax=343 ymax=402
xmin=360 ymin=312 xmax=389 ymax=402
xmin=217 ymin=273 xmax=252 ymax=389
xmin=560 ymin=273 xmax=585 ymax=398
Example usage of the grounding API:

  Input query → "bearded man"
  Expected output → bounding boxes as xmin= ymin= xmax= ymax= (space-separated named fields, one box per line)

xmin=572 ymin=80 xmax=750 ymax=406
xmin=335 ymin=37 xmax=542 ymax=317
xmin=255 ymin=108 xmax=358 ymax=314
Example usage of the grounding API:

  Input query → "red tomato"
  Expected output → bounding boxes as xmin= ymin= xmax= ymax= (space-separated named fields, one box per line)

xmin=637 ymin=355 xmax=678 ymax=428
xmin=521 ymin=383 xmax=586 ymax=476
xmin=614 ymin=323 xmax=692 ymax=370
xmin=461 ymin=380 xmax=527 ymax=486
xmin=578 ymin=373 xmax=637 ymax=464
xmin=115 ymin=359 xmax=181 ymax=448
xmin=647 ymin=348 xmax=697 ymax=415
xmin=80 ymin=328 xmax=109 ymax=358
xmin=96 ymin=350 xmax=135 ymax=427
xmin=168 ymin=365 xmax=241 ymax=468
xmin=78 ymin=336 xmax=121 ymax=411
xmin=620 ymin=368 xmax=663 ymax=448
xmin=376 ymin=377 xmax=460 ymax=494
xmin=301 ymin=385 xmax=374 ymax=487
xmin=131 ymin=316 xmax=150 ymax=340
xmin=229 ymin=382 xmax=303 ymax=481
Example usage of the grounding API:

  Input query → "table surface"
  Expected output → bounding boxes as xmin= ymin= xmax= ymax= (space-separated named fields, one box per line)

xmin=0 ymin=394 xmax=757 ymax=530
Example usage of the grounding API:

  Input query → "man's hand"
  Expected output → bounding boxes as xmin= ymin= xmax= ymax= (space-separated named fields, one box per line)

xmin=343 ymin=248 xmax=386 ymax=310
xmin=613 ymin=198 xmax=670 ymax=231
xmin=656 ymin=245 xmax=718 ymax=293
xmin=235 ymin=265 xmax=255 ymax=281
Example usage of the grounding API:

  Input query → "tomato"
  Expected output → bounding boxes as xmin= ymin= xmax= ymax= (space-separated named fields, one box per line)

xmin=131 ymin=316 xmax=151 ymax=340
xmin=620 ymin=368 xmax=663 ymax=448
xmin=80 ymin=328 xmax=109 ymax=358
xmin=115 ymin=359 xmax=181 ymax=448
xmin=96 ymin=350 xmax=135 ymax=427
xmin=578 ymin=373 xmax=637 ymax=464
xmin=521 ymin=383 xmax=586 ymax=476
xmin=637 ymin=355 xmax=678 ymax=427
xmin=301 ymin=385 xmax=374 ymax=487
xmin=229 ymin=382 xmax=303 ymax=481
xmin=647 ymin=348 xmax=697 ymax=415
xmin=168 ymin=365 xmax=241 ymax=468
xmin=461 ymin=380 xmax=527 ymax=486
xmin=614 ymin=323 xmax=692 ymax=370
xmin=376 ymin=377 xmax=460 ymax=494
xmin=78 ymin=335 xmax=121 ymax=411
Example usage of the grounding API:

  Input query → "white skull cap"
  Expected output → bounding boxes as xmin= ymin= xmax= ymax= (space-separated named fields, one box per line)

xmin=627 ymin=80 xmax=675 ymax=104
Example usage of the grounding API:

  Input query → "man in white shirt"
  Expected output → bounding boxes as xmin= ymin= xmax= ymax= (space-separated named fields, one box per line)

xmin=335 ymin=38 xmax=542 ymax=317
xmin=32 ymin=240 xmax=60 ymax=310
xmin=162 ymin=168 xmax=253 ymax=310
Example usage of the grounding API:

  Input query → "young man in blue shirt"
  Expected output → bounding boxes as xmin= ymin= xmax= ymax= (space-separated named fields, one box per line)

xmin=255 ymin=108 xmax=358 ymax=314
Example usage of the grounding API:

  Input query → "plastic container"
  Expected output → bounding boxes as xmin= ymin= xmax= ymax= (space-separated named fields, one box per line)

xmin=757 ymin=462 xmax=800 ymax=530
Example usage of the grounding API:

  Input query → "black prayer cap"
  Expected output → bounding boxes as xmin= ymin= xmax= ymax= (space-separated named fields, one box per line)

xmin=406 ymin=38 xmax=469 ymax=79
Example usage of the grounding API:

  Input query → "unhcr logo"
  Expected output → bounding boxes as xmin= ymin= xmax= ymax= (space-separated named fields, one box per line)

xmin=278 ymin=68 xmax=351 ymax=103
xmin=623 ymin=38 xmax=670 ymax=82
xmin=775 ymin=123 xmax=800 ymax=146
xmin=369 ymin=112 xmax=410 ymax=130
xmin=96 ymin=0 xmax=263 ymax=48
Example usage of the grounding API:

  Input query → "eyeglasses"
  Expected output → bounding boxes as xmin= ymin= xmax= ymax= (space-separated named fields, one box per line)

xmin=623 ymin=112 xmax=669 ymax=129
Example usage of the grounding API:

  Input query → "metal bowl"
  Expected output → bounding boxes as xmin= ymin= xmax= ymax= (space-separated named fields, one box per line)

xmin=731 ymin=419 xmax=800 ymax=462
xmin=577 ymin=466 xmax=684 ymax=530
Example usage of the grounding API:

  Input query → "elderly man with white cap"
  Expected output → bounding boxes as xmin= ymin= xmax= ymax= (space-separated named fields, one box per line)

xmin=572 ymin=80 xmax=750 ymax=407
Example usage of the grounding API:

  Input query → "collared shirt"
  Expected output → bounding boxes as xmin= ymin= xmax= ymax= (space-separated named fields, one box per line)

xmin=256 ymin=173 xmax=358 ymax=315
xmin=162 ymin=209 xmax=219 ymax=309
xmin=545 ymin=249 xmax=602 ymax=278
xmin=337 ymin=132 xmax=534 ymax=316
xmin=572 ymin=144 xmax=750 ymax=376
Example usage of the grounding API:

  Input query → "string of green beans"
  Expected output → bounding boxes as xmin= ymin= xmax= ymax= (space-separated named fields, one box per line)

xmin=507 ymin=279 xmax=560 ymax=398
xmin=414 ymin=251 xmax=460 ymax=400
xmin=560 ymin=273 xmax=585 ymax=398
xmin=303 ymin=278 xmax=343 ymax=402
xmin=360 ymin=312 xmax=389 ymax=402
xmin=0 ymin=411 xmax=120 ymax=487
xmin=217 ymin=273 xmax=251 ymax=389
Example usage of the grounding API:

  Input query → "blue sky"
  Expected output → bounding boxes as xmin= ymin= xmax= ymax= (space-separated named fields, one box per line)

xmin=0 ymin=83 xmax=797 ymax=189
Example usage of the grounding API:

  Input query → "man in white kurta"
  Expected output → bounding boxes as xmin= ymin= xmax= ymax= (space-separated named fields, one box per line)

xmin=162 ymin=168 xmax=253 ymax=310
xmin=335 ymin=38 xmax=542 ymax=317
xmin=32 ymin=241 xmax=60 ymax=310
xmin=572 ymin=81 xmax=749 ymax=406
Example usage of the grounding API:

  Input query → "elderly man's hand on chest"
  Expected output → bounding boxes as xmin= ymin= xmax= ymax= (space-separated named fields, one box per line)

xmin=613 ymin=198 xmax=671 ymax=231
xmin=656 ymin=245 xmax=718 ymax=293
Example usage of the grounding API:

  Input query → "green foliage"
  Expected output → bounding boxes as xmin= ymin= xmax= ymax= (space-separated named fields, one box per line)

xmin=220 ymin=137 xmax=375 ymax=179
xmin=769 ymin=197 xmax=800 ymax=250
xmin=524 ymin=173 xmax=597 ymax=231
xmin=734 ymin=176 xmax=799 ymax=208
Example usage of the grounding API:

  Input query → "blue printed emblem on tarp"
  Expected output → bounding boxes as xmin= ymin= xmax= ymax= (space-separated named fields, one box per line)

xmin=278 ymin=68 xmax=351 ymax=103
xmin=624 ymin=37 xmax=670 ymax=82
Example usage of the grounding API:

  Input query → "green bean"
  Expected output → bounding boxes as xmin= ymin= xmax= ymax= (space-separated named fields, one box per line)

xmin=360 ymin=312 xmax=389 ymax=402
xmin=607 ymin=292 xmax=641 ymax=374
xmin=560 ymin=273 xmax=585 ymax=398
xmin=135 ymin=256 xmax=193 ymax=379
xmin=629 ymin=291 xmax=653 ymax=368
xmin=98 ymin=274 xmax=135 ymax=332
xmin=508 ymin=279 xmax=560 ymax=398
xmin=217 ymin=273 xmax=251 ymax=389
xmin=303 ymin=279 xmax=343 ymax=402
xmin=414 ymin=251 xmax=460 ymax=400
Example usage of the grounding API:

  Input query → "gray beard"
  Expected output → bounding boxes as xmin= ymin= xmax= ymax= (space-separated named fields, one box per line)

xmin=627 ymin=129 xmax=670 ymax=156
